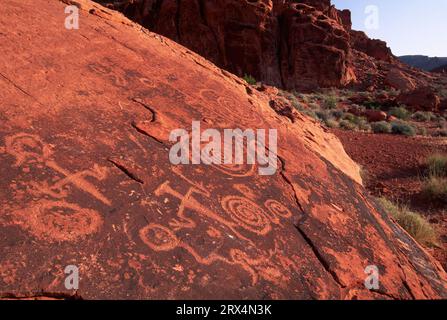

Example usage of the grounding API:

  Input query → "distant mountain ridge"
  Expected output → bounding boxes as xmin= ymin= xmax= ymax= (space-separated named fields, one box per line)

xmin=432 ymin=63 xmax=447 ymax=73
xmin=399 ymin=55 xmax=447 ymax=71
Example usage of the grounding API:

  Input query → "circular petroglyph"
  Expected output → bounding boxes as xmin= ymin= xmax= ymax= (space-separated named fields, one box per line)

xmin=139 ymin=223 xmax=180 ymax=251
xmin=199 ymin=89 xmax=219 ymax=102
xmin=138 ymin=77 xmax=157 ymax=88
xmin=221 ymin=196 xmax=271 ymax=235
xmin=23 ymin=201 xmax=102 ymax=242
xmin=264 ymin=199 xmax=293 ymax=219
xmin=5 ymin=133 xmax=52 ymax=166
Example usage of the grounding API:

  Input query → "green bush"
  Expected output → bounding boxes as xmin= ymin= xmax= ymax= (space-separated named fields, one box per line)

xmin=412 ymin=111 xmax=435 ymax=122
xmin=323 ymin=95 xmax=338 ymax=109
xmin=377 ymin=198 xmax=438 ymax=247
xmin=243 ymin=74 xmax=257 ymax=85
xmin=416 ymin=126 xmax=428 ymax=136
xmin=371 ymin=121 xmax=392 ymax=134
xmin=389 ymin=106 xmax=410 ymax=120
xmin=391 ymin=121 xmax=416 ymax=136
xmin=357 ymin=119 xmax=372 ymax=132
xmin=342 ymin=112 xmax=356 ymax=122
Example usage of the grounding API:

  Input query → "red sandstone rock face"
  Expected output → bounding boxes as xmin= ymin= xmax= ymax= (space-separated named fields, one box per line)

xmin=397 ymin=87 xmax=441 ymax=112
xmin=385 ymin=68 xmax=417 ymax=91
xmin=1 ymin=0 xmax=447 ymax=300
xmin=95 ymin=0 xmax=357 ymax=90
xmin=93 ymin=0 xmax=445 ymax=95
xmin=350 ymin=30 xmax=394 ymax=63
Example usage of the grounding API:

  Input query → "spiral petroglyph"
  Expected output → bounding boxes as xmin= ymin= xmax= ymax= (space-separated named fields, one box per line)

xmin=221 ymin=196 xmax=271 ymax=235
xmin=264 ymin=199 xmax=293 ymax=219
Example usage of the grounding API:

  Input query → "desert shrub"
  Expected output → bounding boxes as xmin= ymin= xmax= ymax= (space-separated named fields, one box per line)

xmin=357 ymin=119 xmax=372 ymax=132
xmin=377 ymin=198 xmax=438 ymax=247
xmin=342 ymin=112 xmax=356 ymax=122
xmin=389 ymin=106 xmax=410 ymax=120
xmin=330 ymin=109 xmax=344 ymax=119
xmin=391 ymin=121 xmax=416 ymax=136
xmin=422 ymin=176 xmax=447 ymax=202
xmin=426 ymin=154 xmax=447 ymax=177
xmin=434 ymin=129 xmax=447 ymax=137
xmin=243 ymin=74 xmax=257 ymax=85
xmin=315 ymin=109 xmax=332 ymax=122
xmin=371 ymin=121 xmax=392 ymax=134
xmin=324 ymin=119 xmax=339 ymax=128
xmin=286 ymin=94 xmax=302 ymax=111
xmin=308 ymin=102 xmax=320 ymax=110
xmin=412 ymin=111 xmax=435 ymax=122
xmin=363 ymin=101 xmax=383 ymax=110
xmin=416 ymin=126 xmax=428 ymax=136
xmin=323 ymin=95 xmax=338 ymax=109
xmin=298 ymin=94 xmax=310 ymax=103
xmin=339 ymin=119 xmax=357 ymax=131
xmin=303 ymin=109 xmax=318 ymax=120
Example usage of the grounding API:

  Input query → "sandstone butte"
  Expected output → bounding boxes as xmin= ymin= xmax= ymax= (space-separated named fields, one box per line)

xmin=0 ymin=0 xmax=446 ymax=300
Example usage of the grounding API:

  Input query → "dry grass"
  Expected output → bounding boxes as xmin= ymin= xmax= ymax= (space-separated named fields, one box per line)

xmin=377 ymin=197 xmax=438 ymax=247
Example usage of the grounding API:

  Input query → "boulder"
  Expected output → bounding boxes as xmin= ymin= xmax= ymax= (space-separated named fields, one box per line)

xmin=363 ymin=110 xmax=388 ymax=122
xmin=397 ymin=87 xmax=441 ymax=112
xmin=385 ymin=68 xmax=417 ymax=91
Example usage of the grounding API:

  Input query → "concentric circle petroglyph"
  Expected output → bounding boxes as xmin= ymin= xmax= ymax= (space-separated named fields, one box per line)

xmin=139 ymin=223 xmax=180 ymax=251
xmin=221 ymin=196 xmax=271 ymax=235
xmin=21 ymin=201 xmax=102 ymax=242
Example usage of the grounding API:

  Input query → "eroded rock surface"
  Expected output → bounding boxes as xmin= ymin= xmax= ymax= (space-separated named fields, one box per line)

xmin=0 ymin=0 xmax=446 ymax=299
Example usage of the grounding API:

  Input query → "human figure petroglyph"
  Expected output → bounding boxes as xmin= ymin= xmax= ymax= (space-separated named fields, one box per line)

xmin=4 ymin=133 xmax=111 ymax=206
xmin=154 ymin=181 xmax=256 ymax=243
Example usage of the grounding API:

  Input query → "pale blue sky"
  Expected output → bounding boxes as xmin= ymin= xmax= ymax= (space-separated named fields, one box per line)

xmin=332 ymin=0 xmax=447 ymax=57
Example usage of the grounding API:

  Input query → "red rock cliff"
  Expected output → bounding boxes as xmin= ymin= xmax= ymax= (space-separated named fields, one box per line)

xmin=95 ymin=0 xmax=361 ymax=90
